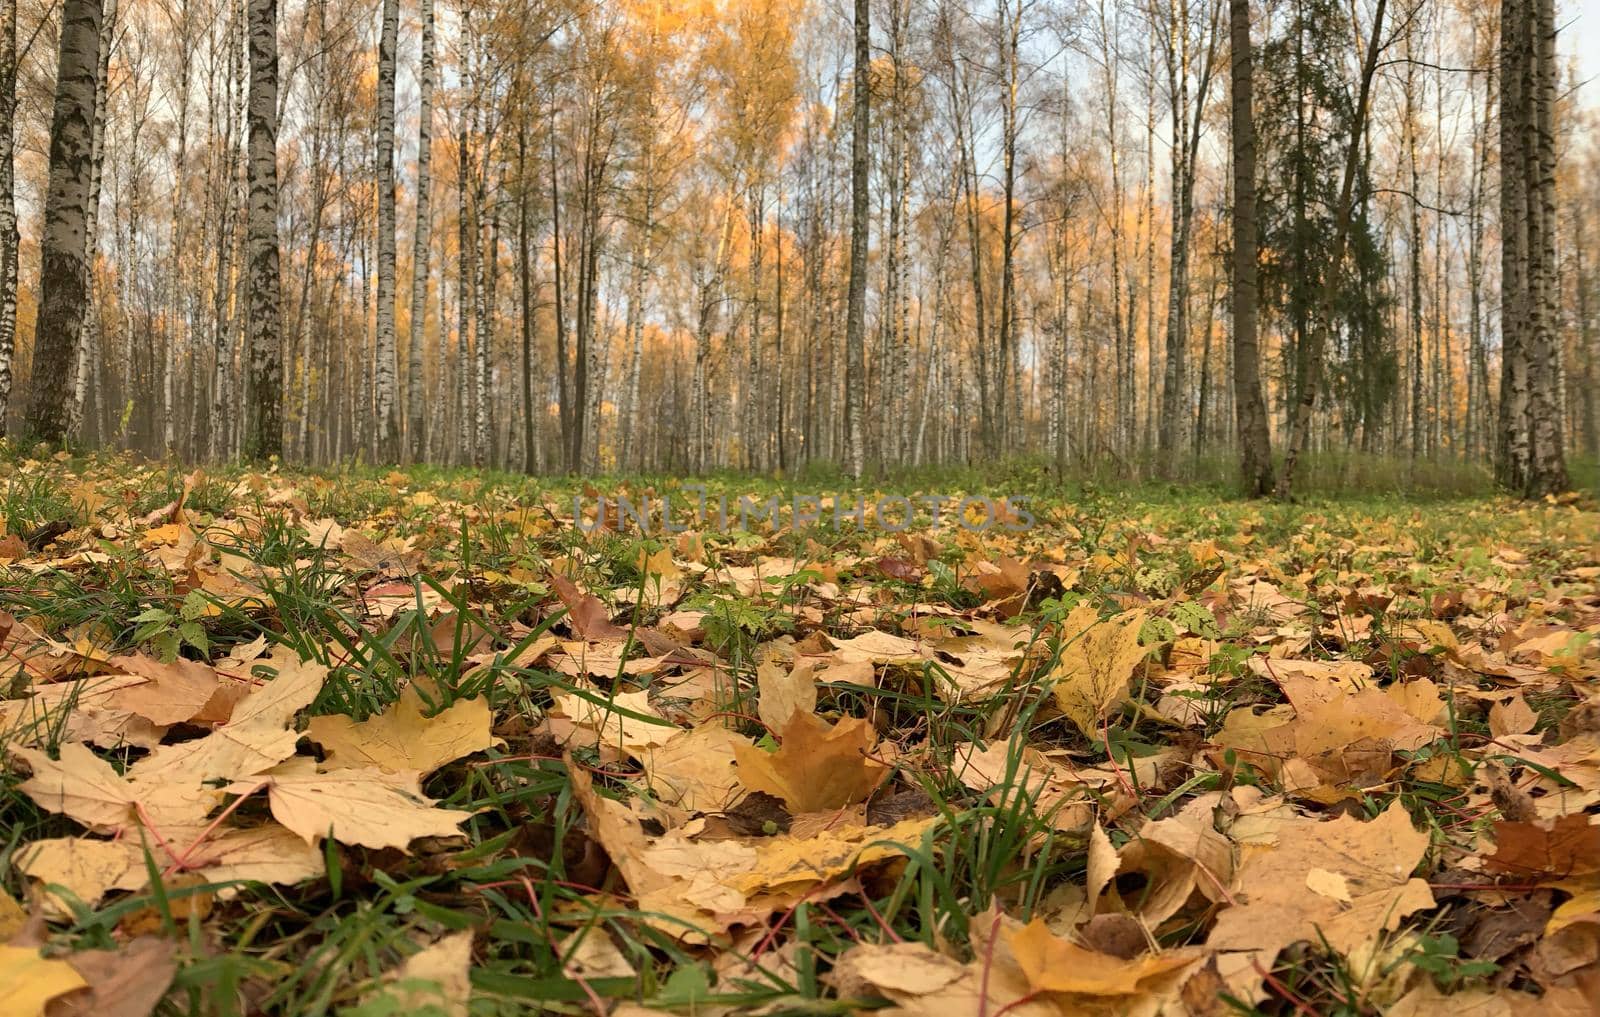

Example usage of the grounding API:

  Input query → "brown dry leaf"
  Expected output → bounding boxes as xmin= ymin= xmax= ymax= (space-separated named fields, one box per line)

xmin=1484 ymin=814 xmax=1600 ymax=878
xmin=638 ymin=726 xmax=743 ymax=812
xmin=1207 ymin=801 xmax=1434 ymax=988
xmin=1248 ymin=656 xmax=1374 ymax=692
xmin=1050 ymin=606 xmax=1149 ymax=737
xmin=1086 ymin=822 xmax=1121 ymax=915
xmin=127 ymin=648 xmax=326 ymax=788
xmin=1004 ymin=918 xmax=1199 ymax=996
xmin=732 ymin=711 xmax=887 ymax=813
xmin=559 ymin=927 xmax=636 ymax=980
xmin=825 ymin=624 xmax=1029 ymax=699
xmin=369 ymin=932 xmax=472 ymax=1017
xmin=1111 ymin=793 xmax=1237 ymax=923
xmin=100 ymin=654 xmax=220 ymax=726
xmin=0 ymin=674 xmax=166 ymax=751
xmin=756 ymin=659 xmax=817 ymax=732
xmin=552 ymin=689 xmax=677 ymax=755
xmin=12 ymin=649 xmax=329 ymax=834
xmin=572 ymin=759 xmax=932 ymax=935
xmin=16 ymin=823 xmax=323 ymax=909
xmin=1489 ymin=693 xmax=1538 ymax=737
xmin=568 ymin=763 xmax=675 ymax=897
xmin=831 ymin=922 xmax=1054 ymax=1017
xmin=1216 ymin=674 xmax=1444 ymax=786
xmin=830 ymin=942 xmax=972 ymax=1003
xmin=550 ymin=572 xmax=626 ymax=640
xmin=237 ymin=758 xmax=471 ymax=850
xmin=338 ymin=531 xmax=421 ymax=578
xmin=11 ymin=744 xmax=140 ymax=831
xmin=48 ymin=937 xmax=176 ymax=1017
xmin=307 ymin=683 xmax=495 ymax=775
xmin=1388 ymin=981 xmax=1538 ymax=1016
xmin=0 ymin=945 xmax=87 ymax=1017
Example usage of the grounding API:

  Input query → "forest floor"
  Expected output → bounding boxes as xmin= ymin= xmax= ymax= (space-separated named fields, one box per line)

xmin=2 ymin=452 xmax=1599 ymax=1016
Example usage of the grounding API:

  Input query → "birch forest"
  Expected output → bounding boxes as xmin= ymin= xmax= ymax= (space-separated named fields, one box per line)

xmin=0 ymin=0 xmax=1593 ymax=495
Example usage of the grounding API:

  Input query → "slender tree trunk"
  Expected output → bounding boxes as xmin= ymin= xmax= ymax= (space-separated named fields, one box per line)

xmin=1404 ymin=30 xmax=1423 ymax=458
xmin=517 ymin=124 xmax=536 ymax=473
xmin=477 ymin=187 xmax=497 ymax=467
xmin=455 ymin=129 xmax=474 ymax=465
xmin=23 ymin=0 xmax=104 ymax=444
xmin=1498 ymin=0 xmax=1531 ymax=488
xmin=1466 ymin=43 xmax=1491 ymax=461
xmin=1523 ymin=0 xmax=1565 ymax=493
xmin=0 ymin=0 xmax=15 ymax=437
xmin=1228 ymin=0 xmax=1272 ymax=496
xmin=691 ymin=191 xmax=735 ymax=473
xmin=954 ymin=80 xmax=991 ymax=455
xmin=1579 ymin=202 xmax=1598 ymax=457
xmin=68 ymin=0 xmax=116 ymax=445
xmin=372 ymin=0 xmax=398 ymax=457
xmin=405 ymin=0 xmax=435 ymax=462
xmin=844 ymin=0 xmax=869 ymax=478
xmin=620 ymin=170 xmax=653 ymax=471
xmin=549 ymin=102 xmax=572 ymax=470
xmin=997 ymin=0 xmax=1020 ymax=455
xmin=241 ymin=0 xmax=282 ymax=459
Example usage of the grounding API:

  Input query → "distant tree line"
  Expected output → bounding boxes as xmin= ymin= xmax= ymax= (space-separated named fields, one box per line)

xmin=0 ymin=0 xmax=1587 ymax=497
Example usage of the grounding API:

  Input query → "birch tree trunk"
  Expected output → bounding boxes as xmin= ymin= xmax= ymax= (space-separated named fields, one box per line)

xmin=477 ymin=191 xmax=497 ymax=467
xmin=0 ymin=0 xmax=19 ymax=437
xmin=24 ymin=0 xmax=103 ymax=444
xmin=1498 ymin=0 xmax=1530 ymax=488
xmin=620 ymin=173 xmax=653 ymax=472
xmin=844 ymin=0 xmax=869 ymax=479
xmin=456 ymin=128 xmax=474 ymax=466
xmin=407 ymin=0 xmax=434 ymax=462
xmin=69 ymin=0 xmax=116 ymax=445
xmin=517 ymin=125 xmax=536 ymax=473
xmin=691 ymin=193 xmax=735 ymax=474
xmin=166 ymin=0 xmax=193 ymax=456
xmin=997 ymin=0 xmax=1020 ymax=454
xmin=244 ymin=0 xmax=282 ymax=460
xmin=1523 ymin=0 xmax=1565 ymax=494
xmin=373 ymin=0 xmax=399 ymax=458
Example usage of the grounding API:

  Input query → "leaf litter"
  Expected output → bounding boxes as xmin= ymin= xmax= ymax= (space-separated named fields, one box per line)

xmin=0 ymin=456 xmax=1598 ymax=1013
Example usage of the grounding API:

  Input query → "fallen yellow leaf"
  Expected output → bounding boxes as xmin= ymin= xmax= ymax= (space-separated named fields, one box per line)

xmin=1051 ymin=606 xmax=1149 ymax=736
xmin=0 ymin=945 xmax=88 ymax=1017
xmin=732 ymin=711 xmax=887 ymax=813
xmin=308 ymin=682 xmax=495 ymax=775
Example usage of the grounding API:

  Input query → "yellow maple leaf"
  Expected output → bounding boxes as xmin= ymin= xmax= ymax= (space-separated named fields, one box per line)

xmin=1050 ymin=606 xmax=1149 ymax=736
xmin=1004 ymin=918 xmax=1199 ymax=996
xmin=732 ymin=711 xmax=888 ymax=813
xmin=308 ymin=682 xmax=495 ymax=776
xmin=233 ymin=758 xmax=472 ymax=850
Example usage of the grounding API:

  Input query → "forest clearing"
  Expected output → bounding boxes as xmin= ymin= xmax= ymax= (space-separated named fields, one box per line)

xmin=0 ymin=457 xmax=1597 ymax=1015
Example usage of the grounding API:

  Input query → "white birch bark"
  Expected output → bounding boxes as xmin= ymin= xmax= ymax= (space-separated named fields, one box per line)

xmin=373 ymin=0 xmax=399 ymax=458
xmin=0 ymin=0 xmax=18 ymax=437
xmin=23 ymin=0 xmax=103 ymax=444
xmin=407 ymin=0 xmax=435 ymax=462
xmin=244 ymin=0 xmax=282 ymax=459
